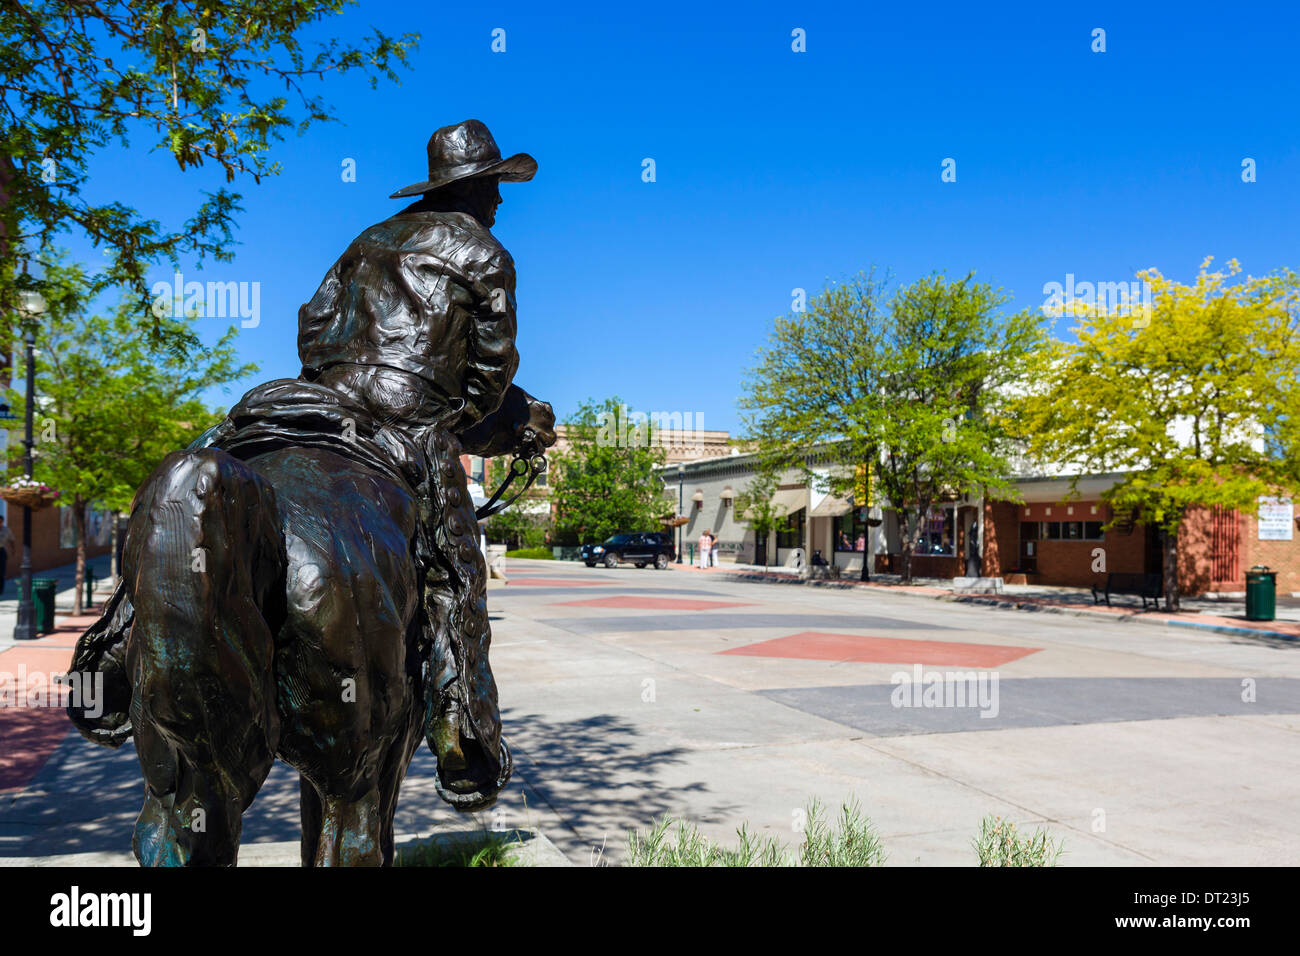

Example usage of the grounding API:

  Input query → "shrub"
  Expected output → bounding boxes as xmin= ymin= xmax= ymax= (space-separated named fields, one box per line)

xmin=626 ymin=798 xmax=884 ymax=867
xmin=395 ymin=831 xmax=520 ymax=867
xmin=972 ymin=815 xmax=1064 ymax=867
xmin=799 ymin=798 xmax=886 ymax=867
xmin=505 ymin=546 xmax=554 ymax=560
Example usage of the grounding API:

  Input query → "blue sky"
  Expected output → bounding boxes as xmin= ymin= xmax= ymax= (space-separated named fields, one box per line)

xmin=67 ymin=1 xmax=1300 ymax=435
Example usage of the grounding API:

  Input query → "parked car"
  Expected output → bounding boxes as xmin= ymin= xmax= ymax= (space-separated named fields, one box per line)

xmin=582 ymin=532 xmax=676 ymax=569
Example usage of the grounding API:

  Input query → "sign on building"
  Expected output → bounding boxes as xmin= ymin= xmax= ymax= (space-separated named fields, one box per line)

xmin=1258 ymin=497 xmax=1294 ymax=541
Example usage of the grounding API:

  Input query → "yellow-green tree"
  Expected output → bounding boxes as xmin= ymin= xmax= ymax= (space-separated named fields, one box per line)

xmin=1011 ymin=258 xmax=1300 ymax=610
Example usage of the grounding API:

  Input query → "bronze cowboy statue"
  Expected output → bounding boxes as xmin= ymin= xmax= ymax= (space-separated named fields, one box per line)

xmin=67 ymin=120 xmax=556 ymax=866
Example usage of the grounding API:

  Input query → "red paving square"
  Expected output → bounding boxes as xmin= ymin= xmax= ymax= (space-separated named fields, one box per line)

xmin=506 ymin=578 xmax=612 ymax=587
xmin=551 ymin=596 xmax=754 ymax=611
xmin=0 ymin=643 xmax=80 ymax=794
xmin=720 ymin=631 xmax=1040 ymax=667
xmin=0 ymin=707 xmax=71 ymax=793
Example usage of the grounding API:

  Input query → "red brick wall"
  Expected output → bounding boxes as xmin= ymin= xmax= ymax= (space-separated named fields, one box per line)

xmin=883 ymin=497 xmax=1300 ymax=596
xmin=1176 ymin=506 xmax=1240 ymax=594
xmin=991 ymin=500 xmax=1145 ymax=588
xmin=1236 ymin=508 xmax=1300 ymax=596
xmin=1 ymin=504 xmax=111 ymax=575
xmin=981 ymin=501 xmax=1020 ymax=576
xmin=909 ymin=554 xmax=964 ymax=578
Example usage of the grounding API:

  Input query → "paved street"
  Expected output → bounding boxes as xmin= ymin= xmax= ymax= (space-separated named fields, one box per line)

xmin=4 ymin=556 xmax=1300 ymax=865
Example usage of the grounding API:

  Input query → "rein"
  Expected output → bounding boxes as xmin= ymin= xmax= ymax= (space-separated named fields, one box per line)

xmin=474 ymin=428 xmax=548 ymax=521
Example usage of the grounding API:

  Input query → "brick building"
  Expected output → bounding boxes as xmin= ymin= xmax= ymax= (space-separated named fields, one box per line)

xmin=668 ymin=453 xmax=1300 ymax=597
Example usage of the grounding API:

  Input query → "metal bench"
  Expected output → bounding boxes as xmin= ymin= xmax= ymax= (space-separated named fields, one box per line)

xmin=1092 ymin=572 xmax=1163 ymax=610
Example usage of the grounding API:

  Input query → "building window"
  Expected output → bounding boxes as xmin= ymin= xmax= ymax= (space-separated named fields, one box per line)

xmin=1039 ymin=520 xmax=1105 ymax=541
xmin=920 ymin=505 xmax=956 ymax=556
xmin=776 ymin=508 xmax=805 ymax=549
xmin=835 ymin=511 xmax=868 ymax=552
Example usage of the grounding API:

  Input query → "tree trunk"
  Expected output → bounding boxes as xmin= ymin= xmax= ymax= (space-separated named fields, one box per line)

xmin=899 ymin=511 xmax=915 ymax=584
xmin=73 ymin=496 xmax=87 ymax=616
xmin=1162 ymin=527 xmax=1180 ymax=612
xmin=899 ymin=509 xmax=925 ymax=585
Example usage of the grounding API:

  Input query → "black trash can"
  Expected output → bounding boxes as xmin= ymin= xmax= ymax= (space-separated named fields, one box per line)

xmin=1245 ymin=565 xmax=1277 ymax=622
xmin=32 ymin=578 xmax=58 ymax=634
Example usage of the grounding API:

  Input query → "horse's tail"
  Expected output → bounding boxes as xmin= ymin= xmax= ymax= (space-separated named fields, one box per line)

xmin=67 ymin=578 xmax=136 ymax=747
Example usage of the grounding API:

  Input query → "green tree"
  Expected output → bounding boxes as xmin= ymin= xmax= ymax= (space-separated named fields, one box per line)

xmin=550 ymin=397 xmax=672 ymax=545
xmin=733 ymin=466 xmax=784 ymax=567
xmin=1010 ymin=258 xmax=1300 ymax=610
xmin=0 ymin=0 xmax=417 ymax=354
xmin=741 ymin=269 xmax=1047 ymax=583
xmin=485 ymin=505 xmax=549 ymax=551
xmin=6 ymin=255 xmax=254 ymax=613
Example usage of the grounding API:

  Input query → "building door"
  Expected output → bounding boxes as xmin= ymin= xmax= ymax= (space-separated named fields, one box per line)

xmin=965 ymin=515 xmax=980 ymax=576
xmin=1019 ymin=520 xmax=1040 ymax=573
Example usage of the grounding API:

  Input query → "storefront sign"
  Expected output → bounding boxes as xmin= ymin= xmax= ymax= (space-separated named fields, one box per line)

xmin=1258 ymin=497 xmax=1294 ymax=541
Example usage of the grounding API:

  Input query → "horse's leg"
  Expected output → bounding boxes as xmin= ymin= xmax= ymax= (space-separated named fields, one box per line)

xmin=299 ymin=775 xmax=323 ymax=867
xmin=251 ymin=447 xmax=421 ymax=867
xmin=375 ymin=724 xmax=425 ymax=865
xmin=125 ymin=448 xmax=285 ymax=866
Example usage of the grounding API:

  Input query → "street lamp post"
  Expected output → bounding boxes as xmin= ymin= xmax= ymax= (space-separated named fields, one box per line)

xmin=13 ymin=292 xmax=44 ymax=641
xmin=676 ymin=464 xmax=684 ymax=563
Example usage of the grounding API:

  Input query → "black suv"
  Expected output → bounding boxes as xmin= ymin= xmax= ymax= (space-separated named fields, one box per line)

xmin=582 ymin=532 xmax=676 ymax=569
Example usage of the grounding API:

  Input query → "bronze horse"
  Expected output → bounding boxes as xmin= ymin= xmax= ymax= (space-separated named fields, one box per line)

xmin=67 ymin=119 xmax=553 ymax=866
xmin=70 ymin=385 xmax=546 ymax=866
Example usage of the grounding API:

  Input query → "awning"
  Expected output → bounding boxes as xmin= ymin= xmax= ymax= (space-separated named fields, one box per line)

xmin=771 ymin=487 xmax=807 ymax=514
xmin=810 ymin=494 xmax=852 ymax=518
xmin=467 ymin=481 xmax=488 ymax=510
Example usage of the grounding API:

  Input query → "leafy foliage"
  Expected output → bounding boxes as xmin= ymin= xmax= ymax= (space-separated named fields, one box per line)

xmin=6 ymin=253 xmax=254 ymax=611
xmin=550 ymin=396 xmax=671 ymax=545
xmin=395 ymin=831 xmax=521 ymax=868
xmin=733 ymin=466 xmax=783 ymax=566
xmin=485 ymin=504 xmax=548 ymax=550
xmin=0 ymin=0 xmax=417 ymax=354
xmin=741 ymin=270 xmax=1046 ymax=582
xmin=503 ymin=547 xmax=553 ymax=560
xmin=972 ymin=815 xmax=1064 ymax=867
xmin=626 ymin=798 xmax=885 ymax=867
xmin=1010 ymin=259 xmax=1300 ymax=608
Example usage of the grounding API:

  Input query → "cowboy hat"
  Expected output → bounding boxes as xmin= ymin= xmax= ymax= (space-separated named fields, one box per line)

xmin=389 ymin=119 xmax=536 ymax=199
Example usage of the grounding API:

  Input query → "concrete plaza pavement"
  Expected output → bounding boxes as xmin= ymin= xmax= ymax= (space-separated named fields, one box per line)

xmin=3 ymin=556 xmax=1299 ymax=865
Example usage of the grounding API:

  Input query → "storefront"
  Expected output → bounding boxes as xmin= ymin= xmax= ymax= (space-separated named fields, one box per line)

xmin=663 ymin=458 xmax=1300 ymax=596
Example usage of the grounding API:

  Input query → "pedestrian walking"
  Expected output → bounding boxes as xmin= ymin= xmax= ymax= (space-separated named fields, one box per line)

xmin=698 ymin=529 xmax=712 ymax=569
xmin=0 ymin=515 xmax=13 ymax=596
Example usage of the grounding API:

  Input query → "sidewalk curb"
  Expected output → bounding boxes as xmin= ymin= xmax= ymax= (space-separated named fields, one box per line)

xmin=0 ymin=826 xmax=574 ymax=867
xmin=720 ymin=570 xmax=1300 ymax=642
